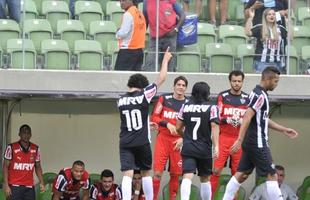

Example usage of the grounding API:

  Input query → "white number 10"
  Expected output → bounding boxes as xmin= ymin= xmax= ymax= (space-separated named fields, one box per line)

xmin=122 ymin=109 xmax=143 ymax=131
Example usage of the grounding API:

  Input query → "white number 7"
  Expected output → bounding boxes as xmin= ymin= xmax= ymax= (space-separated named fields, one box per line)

xmin=191 ymin=117 xmax=201 ymax=140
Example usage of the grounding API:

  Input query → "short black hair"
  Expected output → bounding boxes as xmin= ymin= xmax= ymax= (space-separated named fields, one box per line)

xmin=19 ymin=124 xmax=31 ymax=134
xmin=174 ymin=76 xmax=188 ymax=87
xmin=133 ymin=170 xmax=141 ymax=175
xmin=229 ymin=70 xmax=245 ymax=81
xmin=101 ymin=169 xmax=114 ymax=179
xmin=191 ymin=82 xmax=210 ymax=103
xmin=262 ymin=66 xmax=281 ymax=79
xmin=127 ymin=73 xmax=149 ymax=89
xmin=275 ymin=165 xmax=285 ymax=171
xmin=72 ymin=160 xmax=85 ymax=168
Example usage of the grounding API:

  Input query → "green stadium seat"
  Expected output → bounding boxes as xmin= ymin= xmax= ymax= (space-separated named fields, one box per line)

xmin=107 ymin=40 xmax=119 ymax=70
xmin=255 ymin=176 xmax=266 ymax=186
xmin=41 ymin=39 xmax=70 ymax=70
xmin=297 ymin=176 xmax=310 ymax=200
xmin=235 ymin=4 xmax=245 ymax=24
xmin=42 ymin=172 xmax=57 ymax=184
xmin=177 ymin=44 xmax=201 ymax=72
xmin=227 ymin=0 xmax=242 ymax=23
xmin=24 ymin=19 xmax=53 ymax=51
xmin=301 ymin=45 xmax=310 ymax=73
xmin=0 ymin=46 xmax=2 ymax=68
xmin=205 ymin=43 xmax=234 ymax=73
xmin=0 ymin=189 xmax=5 ymax=200
xmin=285 ymin=45 xmax=299 ymax=74
xmin=21 ymin=0 xmax=38 ymax=21
xmin=74 ymin=40 xmax=103 ymax=70
xmin=237 ymin=44 xmax=255 ymax=73
xmin=106 ymin=1 xmax=124 ymax=27
xmin=297 ymin=7 xmax=310 ymax=27
xmin=57 ymin=19 xmax=85 ymax=51
xmin=0 ymin=19 xmax=20 ymax=51
xmin=42 ymin=0 xmax=70 ymax=32
xmin=7 ymin=39 xmax=36 ymax=69
xmin=162 ymin=182 xmax=200 ymax=200
xmin=197 ymin=22 xmax=216 ymax=55
xmin=292 ymin=26 xmax=310 ymax=55
xmin=93 ymin=0 xmax=109 ymax=14
xmin=89 ymin=173 xmax=101 ymax=184
xmin=37 ymin=182 xmax=53 ymax=200
xmin=74 ymin=1 xmax=104 ymax=32
xmin=89 ymin=20 xmax=117 ymax=54
xmin=219 ymin=25 xmax=247 ymax=56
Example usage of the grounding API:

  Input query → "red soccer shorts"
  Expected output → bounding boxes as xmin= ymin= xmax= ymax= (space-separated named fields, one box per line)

xmin=153 ymin=133 xmax=182 ymax=175
xmin=213 ymin=134 xmax=242 ymax=174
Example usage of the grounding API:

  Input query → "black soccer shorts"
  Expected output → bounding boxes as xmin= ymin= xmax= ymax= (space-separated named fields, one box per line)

xmin=182 ymin=155 xmax=212 ymax=176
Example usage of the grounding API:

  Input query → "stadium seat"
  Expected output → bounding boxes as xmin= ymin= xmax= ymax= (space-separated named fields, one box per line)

xmin=24 ymin=19 xmax=53 ymax=51
xmin=21 ymin=0 xmax=38 ymax=20
xmin=237 ymin=44 xmax=255 ymax=73
xmin=89 ymin=173 xmax=101 ymax=184
xmin=0 ymin=189 xmax=5 ymax=200
xmin=197 ymin=22 xmax=216 ymax=55
xmin=93 ymin=0 xmax=109 ymax=14
xmin=177 ymin=44 xmax=201 ymax=72
xmin=74 ymin=40 xmax=103 ymax=70
xmin=41 ymin=39 xmax=70 ymax=70
xmin=285 ymin=45 xmax=299 ymax=74
xmin=74 ymin=1 xmax=104 ymax=32
xmin=301 ymin=45 xmax=310 ymax=73
xmin=6 ymin=39 xmax=36 ymax=69
xmin=0 ymin=19 xmax=20 ymax=51
xmin=106 ymin=1 xmax=124 ymax=27
xmin=42 ymin=0 xmax=70 ymax=32
xmin=292 ymin=26 xmax=310 ymax=55
xmin=218 ymin=25 xmax=247 ymax=56
xmin=297 ymin=176 xmax=310 ymax=200
xmin=297 ymin=7 xmax=310 ymax=27
xmin=89 ymin=20 xmax=117 ymax=54
xmin=162 ymin=182 xmax=200 ymax=200
xmin=227 ymin=0 xmax=242 ymax=23
xmin=37 ymin=182 xmax=53 ymax=200
xmin=235 ymin=4 xmax=245 ymax=24
xmin=57 ymin=19 xmax=86 ymax=51
xmin=205 ymin=43 xmax=234 ymax=73
xmin=0 ymin=46 xmax=2 ymax=68
xmin=42 ymin=172 xmax=57 ymax=184
xmin=106 ymin=40 xmax=119 ymax=70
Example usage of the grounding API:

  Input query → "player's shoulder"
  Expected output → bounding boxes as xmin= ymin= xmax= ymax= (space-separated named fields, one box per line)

xmin=218 ymin=89 xmax=230 ymax=97
xmin=241 ymin=91 xmax=249 ymax=98
xmin=161 ymin=93 xmax=173 ymax=100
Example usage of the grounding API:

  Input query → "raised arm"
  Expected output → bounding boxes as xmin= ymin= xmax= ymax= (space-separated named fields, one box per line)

xmin=268 ymin=119 xmax=298 ymax=138
xmin=245 ymin=8 xmax=255 ymax=37
xmin=155 ymin=47 xmax=172 ymax=88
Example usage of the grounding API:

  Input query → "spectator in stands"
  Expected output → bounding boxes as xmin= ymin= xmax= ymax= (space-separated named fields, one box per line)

xmin=2 ymin=124 xmax=45 ymax=200
xmin=52 ymin=160 xmax=90 ymax=200
xmin=115 ymin=0 xmax=146 ymax=71
xmin=89 ymin=169 xmax=122 ymax=200
xmin=244 ymin=0 xmax=288 ymax=27
xmin=249 ymin=165 xmax=298 ymax=200
xmin=0 ymin=0 xmax=21 ymax=22
xmin=182 ymin=0 xmax=202 ymax=16
xmin=132 ymin=170 xmax=145 ymax=200
xmin=143 ymin=0 xmax=185 ymax=72
xmin=69 ymin=0 xmax=75 ymax=18
xmin=245 ymin=8 xmax=287 ymax=73
xmin=208 ymin=0 xmax=228 ymax=25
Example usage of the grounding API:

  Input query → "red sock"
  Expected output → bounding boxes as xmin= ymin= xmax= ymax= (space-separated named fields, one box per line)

xmin=153 ymin=177 xmax=161 ymax=200
xmin=169 ymin=174 xmax=179 ymax=200
xmin=210 ymin=174 xmax=220 ymax=200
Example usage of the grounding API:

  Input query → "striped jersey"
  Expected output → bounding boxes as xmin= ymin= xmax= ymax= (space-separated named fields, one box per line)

xmin=243 ymin=85 xmax=269 ymax=148
xmin=252 ymin=24 xmax=287 ymax=63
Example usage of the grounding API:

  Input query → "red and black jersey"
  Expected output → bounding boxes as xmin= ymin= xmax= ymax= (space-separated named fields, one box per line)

xmin=89 ymin=183 xmax=121 ymax=200
xmin=217 ymin=90 xmax=249 ymax=138
xmin=53 ymin=167 xmax=90 ymax=199
xmin=4 ymin=141 xmax=40 ymax=187
xmin=151 ymin=93 xmax=187 ymax=137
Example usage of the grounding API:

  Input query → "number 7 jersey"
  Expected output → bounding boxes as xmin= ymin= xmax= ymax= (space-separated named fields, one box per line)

xmin=117 ymin=83 xmax=157 ymax=147
xmin=178 ymin=100 xmax=219 ymax=158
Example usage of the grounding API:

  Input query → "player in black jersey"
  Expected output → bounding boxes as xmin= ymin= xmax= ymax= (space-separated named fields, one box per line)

xmin=176 ymin=82 xmax=220 ymax=200
xmin=223 ymin=67 xmax=299 ymax=200
xmin=117 ymin=48 xmax=172 ymax=200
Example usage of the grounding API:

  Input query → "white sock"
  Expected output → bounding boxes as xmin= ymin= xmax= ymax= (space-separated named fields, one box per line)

xmin=266 ymin=181 xmax=284 ymax=200
xmin=122 ymin=176 xmax=132 ymax=200
xmin=200 ymin=182 xmax=212 ymax=200
xmin=223 ymin=176 xmax=241 ymax=200
xmin=142 ymin=176 xmax=153 ymax=200
xmin=181 ymin=178 xmax=192 ymax=200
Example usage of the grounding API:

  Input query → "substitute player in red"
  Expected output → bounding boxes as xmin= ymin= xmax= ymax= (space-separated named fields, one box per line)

xmin=210 ymin=70 xmax=249 ymax=199
xmin=151 ymin=76 xmax=188 ymax=200
xmin=2 ymin=124 xmax=45 ymax=200
xmin=52 ymin=160 xmax=90 ymax=200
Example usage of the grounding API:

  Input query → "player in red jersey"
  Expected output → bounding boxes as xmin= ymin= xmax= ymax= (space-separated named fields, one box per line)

xmin=151 ymin=76 xmax=188 ymax=200
xmin=53 ymin=160 xmax=90 ymax=200
xmin=210 ymin=70 xmax=249 ymax=199
xmin=2 ymin=124 xmax=45 ymax=200
xmin=89 ymin=169 xmax=121 ymax=200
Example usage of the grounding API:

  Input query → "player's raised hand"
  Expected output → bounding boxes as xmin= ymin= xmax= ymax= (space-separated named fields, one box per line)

xmin=173 ymin=138 xmax=183 ymax=151
xmin=283 ymin=128 xmax=298 ymax=139
xmin=163 ymin=47 xmax=172 ymax=63
xmin=230 ymin=139 xmax=242 ymax=154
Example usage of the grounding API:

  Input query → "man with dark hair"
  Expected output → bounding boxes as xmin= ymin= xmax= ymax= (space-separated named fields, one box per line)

xmin=223 ymin=66 xmax=299 ymax=200
xmin=249 ymin=165 xmax=298 ymax=200
xmin=210 ymin=70 xmax=249 ymax=199
xmin=2 ymin=124 xmax=45 ymax=200
xmin=151 ymin=75 xmax=188 ymax=200
xmin=117 ymin=48 xmax=172 ymax=200
xmin=176 ymin=82 xmax=220 ymax=200
xmin=89 ymin=169 xmax=121 ymax=200
xmin=52 ymin=160 xmax=90 ymax=200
